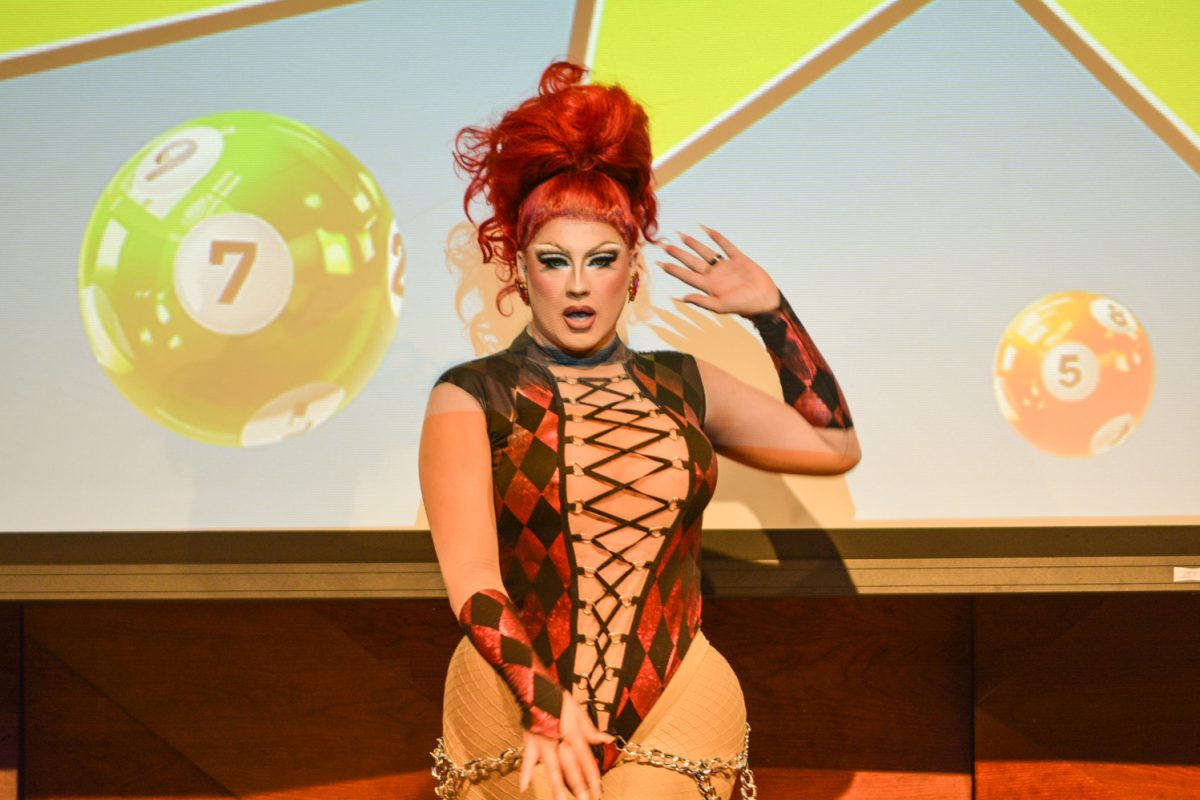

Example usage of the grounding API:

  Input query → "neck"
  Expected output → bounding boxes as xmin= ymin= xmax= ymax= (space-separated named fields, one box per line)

xmin=525 ymin=325 xmax=623 ymax=366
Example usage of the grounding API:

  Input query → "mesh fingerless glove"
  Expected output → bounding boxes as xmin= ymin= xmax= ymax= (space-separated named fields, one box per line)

xmin=747 ymin=293 xmax=853 ymax=429
xmin=458 ymin=588 xmax=564 ymax=738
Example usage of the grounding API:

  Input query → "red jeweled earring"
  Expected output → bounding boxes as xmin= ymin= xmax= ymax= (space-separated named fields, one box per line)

xmin=627 ymin=272 xmax=640 ymax=302
xmin=515 ymin=279 xmax=530 ymax=306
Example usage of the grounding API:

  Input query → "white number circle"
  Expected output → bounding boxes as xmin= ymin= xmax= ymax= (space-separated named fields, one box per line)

xmin=241 ymin=382 xmax=345 ymax=446
xmin=1041 ymin=342 xmax=1099 ymax=402
xmin=129 ymin=126 xmax=223 ymax=218
xmin=174 ymin=212 xmax=294 ymax=335
xmin=1090 ymin=297 xmax=1138 ymax=338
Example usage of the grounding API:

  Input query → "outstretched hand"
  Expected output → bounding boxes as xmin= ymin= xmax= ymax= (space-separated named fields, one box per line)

xmin=658 ymin=226 xmax=781 ymax=317
xmin=520 ymin=691 xmax=613 ymax=800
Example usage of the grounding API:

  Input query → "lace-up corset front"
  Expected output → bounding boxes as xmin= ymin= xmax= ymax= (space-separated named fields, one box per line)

xmin=549 ymin=363 xmax=690 ymax=734
xmin=435 ymin=329 xmax=717 ymax=768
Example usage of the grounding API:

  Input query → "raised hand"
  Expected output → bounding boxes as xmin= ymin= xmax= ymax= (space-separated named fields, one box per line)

xmin=657 ymin=225 xmax=781 ymax=317
xmin=520 ymin=690 xmax=614 ymax=800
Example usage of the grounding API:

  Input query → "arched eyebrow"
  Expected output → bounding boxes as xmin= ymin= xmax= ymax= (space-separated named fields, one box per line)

xmin=533 ymin=241 xmax=621 ymax=255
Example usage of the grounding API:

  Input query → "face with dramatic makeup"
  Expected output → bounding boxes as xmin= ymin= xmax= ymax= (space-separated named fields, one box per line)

xmin=517 ymin=217 xmax=639 ymax=358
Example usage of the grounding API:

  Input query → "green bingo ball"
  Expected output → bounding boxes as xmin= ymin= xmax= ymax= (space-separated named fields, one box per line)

xmin=78 ymin=111 xmax=405 ymax=447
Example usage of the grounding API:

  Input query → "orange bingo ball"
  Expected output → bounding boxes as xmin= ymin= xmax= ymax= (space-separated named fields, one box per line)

xmin=993 ymin=291 xmax=1154 ymax=457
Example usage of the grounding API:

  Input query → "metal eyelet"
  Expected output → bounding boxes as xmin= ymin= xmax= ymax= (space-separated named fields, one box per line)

xmin=604 ymin=665 xmax=620 ymax=680
xmin=575 ymin=675 xmax=589 ymax=689
xmin=648 ymin=526 xmax=665 ymax=538
xmin=571 ymin=500 xmax=584 ymax=514
xmin=667 ymin=498 xmax=680 ymax=512
xmin=570 ymin=414 xmax=583 ymax=422
xmin=668 ymin=428 xmax=679 ymax=441
xmin=672 ymin=457 xmax=687 ymax=470
xmin=580 ymin=635 xmax=597 ymax=647
xmin=619 ymin=595 xmax=635 ymax=608
xmin=572 ymin=461 xmax=584 ymax=476
xmin=579 ymin=600 xmax=595 ymax=616
xmin=579 ymin=566 xmax=597 ymax=579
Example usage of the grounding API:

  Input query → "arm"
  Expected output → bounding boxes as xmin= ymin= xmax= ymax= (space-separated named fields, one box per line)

xmin=658 ymin=226 xmax=860 ymax=475
xmin=698 ymin=295 xmax=861 ymax=474
xmin=422 ymin=380 xmax=612 ymax=798
xmin=419 ymin=381 xmax=563 ymax=737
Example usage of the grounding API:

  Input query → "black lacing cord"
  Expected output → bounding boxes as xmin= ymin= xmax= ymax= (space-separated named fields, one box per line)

xmin=557 ymin=374 xmax=687 ymax=725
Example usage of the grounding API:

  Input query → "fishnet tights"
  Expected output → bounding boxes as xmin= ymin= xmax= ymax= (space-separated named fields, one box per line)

xmin=441 ymin=631 xmax=747 ymax=799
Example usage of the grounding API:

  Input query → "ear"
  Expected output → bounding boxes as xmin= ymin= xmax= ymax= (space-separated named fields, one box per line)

xmin=515 ymin=252 xmax=527 ymax=282
xmin=630 ymin=244 xmax=643 ymax=272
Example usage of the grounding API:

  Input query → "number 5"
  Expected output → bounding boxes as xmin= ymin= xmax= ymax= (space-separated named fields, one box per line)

xmin=1058 ymin=354 xmax=1081 ymax=387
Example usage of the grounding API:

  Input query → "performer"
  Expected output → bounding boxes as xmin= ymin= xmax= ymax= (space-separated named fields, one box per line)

xmin=422 ymin=61 xmax=860 ymax=800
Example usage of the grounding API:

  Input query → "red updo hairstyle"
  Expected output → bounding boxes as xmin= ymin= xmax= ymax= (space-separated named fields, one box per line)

xmin=453 ymin=61 xmax=659 ymax=309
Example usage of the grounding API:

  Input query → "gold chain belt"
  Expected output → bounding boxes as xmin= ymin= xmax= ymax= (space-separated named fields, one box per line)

xmin=431 ymin=722 xmax=757 ymax=800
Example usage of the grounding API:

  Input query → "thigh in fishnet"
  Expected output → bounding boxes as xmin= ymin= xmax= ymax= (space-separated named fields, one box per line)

xmin=603 ymin=638 xmax=747 ymax=799
xmin=441 ymin=638 xmax=558 ymax=799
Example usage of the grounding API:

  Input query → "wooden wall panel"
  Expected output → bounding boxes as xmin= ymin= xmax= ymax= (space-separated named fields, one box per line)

xmin=21 ymin=598 xmax=976 ymax=799
xmin=708 ymin=597 xmax=974 ymax=798
xmin=975 ymin=594 xmax=1200 ymax=799
xmin=0 ymin=604 xmax=18 ymax=800
xmin=24 ymin=601 xmax=460 ymax=800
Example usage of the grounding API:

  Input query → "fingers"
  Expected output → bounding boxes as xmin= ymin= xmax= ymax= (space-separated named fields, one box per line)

xmin=699 ymin=224 xmax=745 ymax=259
xmin=680 ymin=293 xmax=722 ymax=312
xmin=586 ymin=726 xmax=616 ymax=745
xmin=661 ymin=241 xmax=712 ymax=274
xmin=658 ymin=259 xmax=708 ymax=293
xmin=568 ymin=732 xmax=603 ymax=799
xmin=519 ymin=733 xmax=538 ymax=792
xmin=674 ymin=230 xmax=725 ymax=267
xmin=556 ymin=743 xmax=591 ymax=800
xmin=539 ymin=742 xmax=571 ymax=800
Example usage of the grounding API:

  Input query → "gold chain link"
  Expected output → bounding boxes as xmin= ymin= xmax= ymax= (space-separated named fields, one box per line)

xmin=430 ymin=723 xmax=756 ymax=799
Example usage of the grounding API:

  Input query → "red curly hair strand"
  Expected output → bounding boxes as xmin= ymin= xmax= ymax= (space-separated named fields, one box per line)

xmin=453 ymin=61 xmax=659 ymax=309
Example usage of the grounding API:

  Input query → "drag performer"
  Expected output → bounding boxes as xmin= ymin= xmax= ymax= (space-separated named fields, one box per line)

xmin=422 ymin=61 xmax=860 ymax=799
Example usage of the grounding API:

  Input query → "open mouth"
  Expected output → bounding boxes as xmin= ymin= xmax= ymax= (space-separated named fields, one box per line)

xmin=563 ymin=306 xmax=596 ymax=329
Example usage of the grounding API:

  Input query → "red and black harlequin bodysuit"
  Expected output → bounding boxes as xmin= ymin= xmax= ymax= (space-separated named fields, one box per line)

xmin=438 ymin=295 xmax=852 ymax=774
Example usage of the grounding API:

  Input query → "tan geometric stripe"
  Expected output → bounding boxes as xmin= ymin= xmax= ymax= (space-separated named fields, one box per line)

xmin=0 ymin=0 xmax=365 ymax=81
xmin=567 ymin=0 xmax=931 ymax=188
xmin=1016 ymin=0 xmax=1200 ymax=177
xmin=567 ymin=0 xmax=598 ymax=68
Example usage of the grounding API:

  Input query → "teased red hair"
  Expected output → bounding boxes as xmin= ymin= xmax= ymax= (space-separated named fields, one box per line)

xmin=453 ymin=61 xmax=658 ymax=309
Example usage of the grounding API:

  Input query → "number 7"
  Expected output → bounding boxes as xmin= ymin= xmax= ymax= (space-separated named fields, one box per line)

xmin=210 ymin=240 xmax=257 ymax=304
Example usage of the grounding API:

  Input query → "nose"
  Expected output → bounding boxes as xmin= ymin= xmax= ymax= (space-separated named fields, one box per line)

xmin=566 ymin=263 xmax=590 ymax=298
